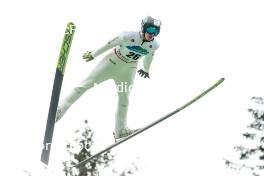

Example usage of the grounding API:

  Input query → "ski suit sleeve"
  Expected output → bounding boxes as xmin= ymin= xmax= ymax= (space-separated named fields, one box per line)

xmin=143 ymin=49 xmax=160 ymax=73
xmin=91 ymin=33 xmax=125 ymax=58
xmin=143 ymin=52 xmax=154 ymax=73
xmin=142 ymin=41 xmax=159 ymax=73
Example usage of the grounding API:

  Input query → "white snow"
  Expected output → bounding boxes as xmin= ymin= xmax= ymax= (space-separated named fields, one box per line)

xmin=9 ymin=162 xmax=61 ymax=176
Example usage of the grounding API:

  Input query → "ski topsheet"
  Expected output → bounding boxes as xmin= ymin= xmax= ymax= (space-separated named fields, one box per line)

xmin=41 ymin=22 xmax=76 ymax=165
xmin=73 ymin=78 xmax=225 ymax=168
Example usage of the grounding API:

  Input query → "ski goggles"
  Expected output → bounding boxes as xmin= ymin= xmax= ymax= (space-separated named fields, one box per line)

xmin=145 ymin=26 xmax=159 ymax=36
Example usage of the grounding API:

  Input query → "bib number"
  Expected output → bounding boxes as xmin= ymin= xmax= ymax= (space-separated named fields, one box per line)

xmin=126 ymin=52 xmax=141 ymax=61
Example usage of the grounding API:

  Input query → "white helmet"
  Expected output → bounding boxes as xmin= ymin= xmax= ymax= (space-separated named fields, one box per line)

xmin=141 ymin=16 xmax=161 ymax=36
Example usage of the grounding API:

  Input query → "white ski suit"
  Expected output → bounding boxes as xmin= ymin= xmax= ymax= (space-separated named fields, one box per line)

xmin=57 ymin=31 xmax=159 ymax=137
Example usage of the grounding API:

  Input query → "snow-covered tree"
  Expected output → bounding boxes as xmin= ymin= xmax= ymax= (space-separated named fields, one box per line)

xmin=225 ymin=97 xmax=264 ymax=176
xmin=62 ymin=120 xmax=140 ymax=176
xmin=62 ymin=120 xmax=114 ymax=176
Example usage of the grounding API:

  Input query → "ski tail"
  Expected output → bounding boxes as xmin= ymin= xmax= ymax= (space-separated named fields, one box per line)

xmin=41 ymin=22 xmax=76 ymax=165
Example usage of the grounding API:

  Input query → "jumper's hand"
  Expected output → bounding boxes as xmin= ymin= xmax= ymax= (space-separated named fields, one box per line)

xmin=138 ymin=69 xmax=150 ymax=78
xmin=83 ymin=51 xmax=94 ymax=62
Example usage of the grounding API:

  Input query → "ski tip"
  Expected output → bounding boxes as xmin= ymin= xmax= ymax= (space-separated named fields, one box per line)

xmin=217 ymin=77 xmax=225 ymax=83
xmin=66 ymin=22 xmax=76 ymax=32
xmin=67 ymin=22 xmax=75 ymax=26
xmin=214 ymin=78 xmax=225 ymax=87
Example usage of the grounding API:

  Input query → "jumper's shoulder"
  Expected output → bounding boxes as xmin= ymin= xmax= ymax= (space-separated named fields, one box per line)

xmin=119 ymin=31 xmax=139 ymax=40
xmin=151 ymin=39 xmax=160 ymax=50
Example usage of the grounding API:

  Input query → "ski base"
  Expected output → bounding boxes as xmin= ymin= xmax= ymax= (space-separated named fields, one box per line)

xmin=72 ymin=78 xmax=225 ymax=168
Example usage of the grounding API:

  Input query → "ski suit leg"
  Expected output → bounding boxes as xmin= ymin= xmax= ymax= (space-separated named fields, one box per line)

xmin=113 ymin=65 xmax=137 ymax=137
xmin=56 ymin=55 xmax=116 ymax=121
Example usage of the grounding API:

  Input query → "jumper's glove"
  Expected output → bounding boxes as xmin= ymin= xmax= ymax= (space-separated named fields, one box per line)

xmin=138 ymin=69 xmax=150 ymax=78
xmin=83 ymin=51 xmax=94 ymax=62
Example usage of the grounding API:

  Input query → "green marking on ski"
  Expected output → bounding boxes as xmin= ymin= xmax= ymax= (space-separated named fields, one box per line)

xmin=57 ymin=22 xmax=76 ymax=74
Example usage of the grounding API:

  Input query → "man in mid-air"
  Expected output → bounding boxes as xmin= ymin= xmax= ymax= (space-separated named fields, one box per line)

xmin=56 ymin=16 xmax=161 ymax=140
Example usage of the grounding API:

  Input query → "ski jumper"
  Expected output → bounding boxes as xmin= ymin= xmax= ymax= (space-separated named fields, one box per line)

xmin=57 ymin=31 xmax=159 ymax=137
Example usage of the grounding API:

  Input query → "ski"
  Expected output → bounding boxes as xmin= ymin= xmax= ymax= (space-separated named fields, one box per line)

xmin=73 ymin=78 xmax=225 ymax=168
xmin=41 ymin=22 xmax=76 ymax=165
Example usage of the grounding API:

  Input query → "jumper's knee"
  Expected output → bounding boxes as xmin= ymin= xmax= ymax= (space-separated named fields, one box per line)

xmin=73 ymin=86 xmax=86 ymax=95
xmin=76 ymin=78 xmax=98 ymax=93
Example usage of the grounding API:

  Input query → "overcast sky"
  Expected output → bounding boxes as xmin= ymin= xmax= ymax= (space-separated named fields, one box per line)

xmin=0 ymin=0 xmax=264 ymax=175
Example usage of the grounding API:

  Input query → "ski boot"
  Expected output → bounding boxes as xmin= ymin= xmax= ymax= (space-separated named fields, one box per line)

xmin=55 ymin=106 xmax=65 ymax=122
xmin=113 ymin=128 xmax=140 ymax=142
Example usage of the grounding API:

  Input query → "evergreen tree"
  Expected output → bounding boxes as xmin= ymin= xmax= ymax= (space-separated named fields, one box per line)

xmin=225 ymin=97 xmax=264 ymax=176
xmin=62 ymin=120 xmax=114 ymax=176
xmin=62 ymin=120 xmax=140 ymax=176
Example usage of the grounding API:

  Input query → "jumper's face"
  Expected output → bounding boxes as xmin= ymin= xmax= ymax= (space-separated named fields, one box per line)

xmin=144 ymin=32 xmax=155 ymax=41
xmin=144 ymin=25 xmax=159 ymax=41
